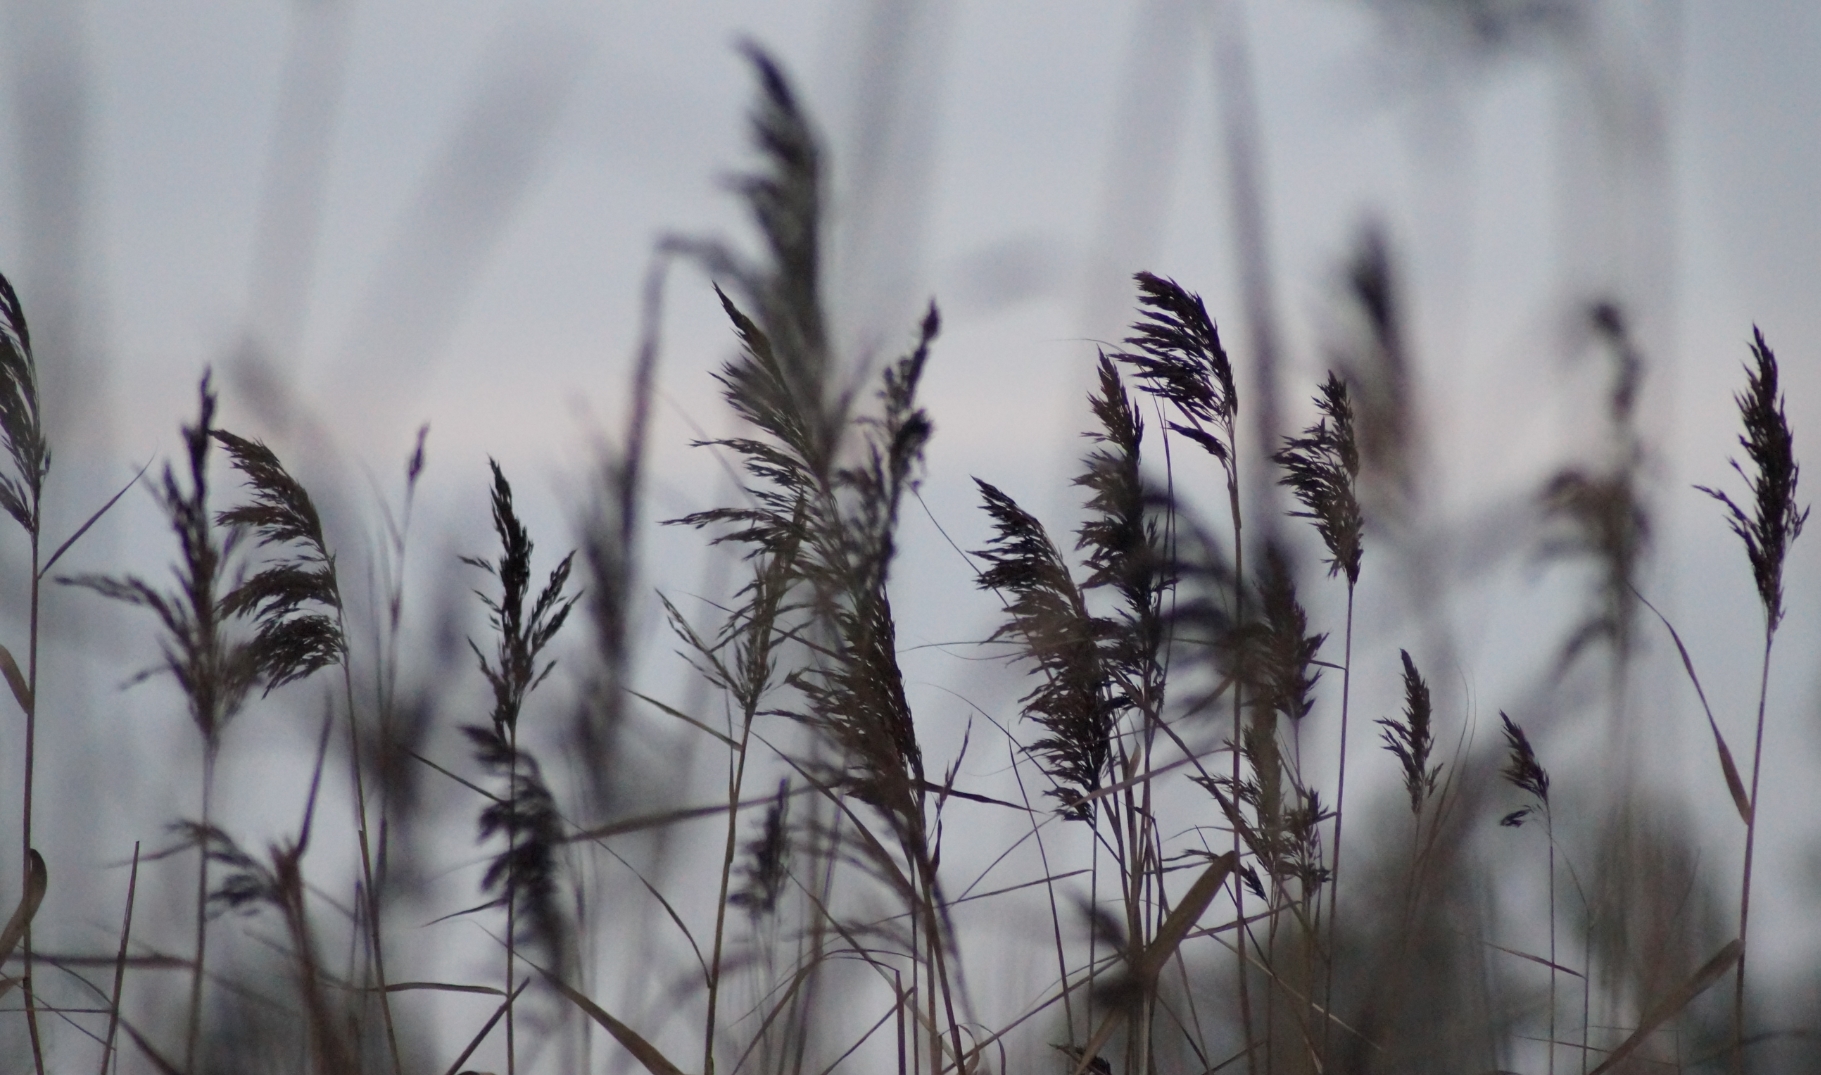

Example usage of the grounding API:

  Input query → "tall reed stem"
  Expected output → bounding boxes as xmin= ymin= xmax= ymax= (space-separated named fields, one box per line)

xmin=703 ymin=711 xmax=756 ymax=1075
xmin=1732 ymin=631 xmax=1775 ymax=1071
xmin=22 ymin=520 xmax=44 ymax=1075
xmin=340 ymin=652 xmax=403 ymax=1074
xmin=187 ymin=748 xmax=216 ymax=1072
xmin=1229 ymin=490 xmax=1255 ymax=1075
xmin=506 ymin=721 xmax=519 ymax=1075
xmin=1321 ymin=583 xmax=1353 ymax=1061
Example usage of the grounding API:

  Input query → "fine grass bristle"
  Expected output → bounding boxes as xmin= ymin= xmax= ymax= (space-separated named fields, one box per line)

xmin=63 ymin=375 xmax=257 ymax=747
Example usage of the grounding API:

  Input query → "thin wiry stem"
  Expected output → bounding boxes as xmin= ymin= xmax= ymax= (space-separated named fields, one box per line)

xmin=1695 ymin=329 xmax=1804 ymax=1071
xmin=1733 ymin=635 xmax=1773 ymax=1072
xmin=1 ymin=270 xmax=49 ymax=1075
xmin=1321 ymin=581 xmax=1353 ymax=1060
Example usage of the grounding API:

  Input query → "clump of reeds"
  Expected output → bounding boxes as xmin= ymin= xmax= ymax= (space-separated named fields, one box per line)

xmin=1111 ymin=272 xmax=1255 ymax=1067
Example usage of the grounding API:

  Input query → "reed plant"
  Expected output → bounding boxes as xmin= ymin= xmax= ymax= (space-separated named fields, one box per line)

xmin=2 ymin=40 xmax=1817 ymax=1075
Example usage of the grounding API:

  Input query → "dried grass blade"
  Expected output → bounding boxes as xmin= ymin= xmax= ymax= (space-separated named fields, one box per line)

xmin=1588 ymin=939 xmax=1741 ymax=1075
xmin=564 ymin=786 xmax=808 ymax=843
xmin=813 ymin=1003 xmax=898 ymax=1075
xmin=40 ymin=461 xmax=151 ymax=578
xmin=0 ymin=643 xmax=29 ymax=717
xmin=407 ymin=749 xmax=504 ymax=804
xmin=1481 ymin=938 xmax=1585 ymax=978
xmin=0 ymin=850 xmax=47 ymax=989
xmin=100 ymin=842 xmax=140 ymax=1075
xmin=119 ymin=1017 xmax=183 ymax=1075
xmin=383 ymin=981 xmax=506 ymax=996
xmin=541 ymin=969 xmax=687 ymax=1075
xmin=628 ymin=689 xmax=740 ymax=749
xmin=1137 ymin=852 xmax=1237 ymax=983
xmin=440 ymin=978 xmax=529 ymax=1075
xmin=1070 ymin=1009 xmax=1121 ymax=1075
xmin=1636 ymin=591 xmax=1752 ymax=822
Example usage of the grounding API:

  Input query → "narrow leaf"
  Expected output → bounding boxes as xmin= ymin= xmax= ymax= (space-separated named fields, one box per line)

xmin=41 ymin=461 xmax=151 ymax=578
xmin=0 ymin=849 xmax=47 ymax=974
xmin=1588 ymin=939 xmax=1740 ymax=1075
xmin=628 ymin=689 xmax=740 ymax=748
xmin=542 ymin=969 xmax=687 ymax=1075
xmin=120 ymin=1018 xmax=184 ymax=1075
xmin=1636 ymin=591 xmax=1752 ymax=823
xmin=439 ymin=979 xmax=529 ymax=1075
xmin=383 ymin=981 xmax=506 ymax=996
xmin=0 ymin=643 xmax=29 ymax=717
xmin=1136 ymin=851 xmax=1236 ymax=982
xmin=1482 ymin=938 xmax=1586 ymax=978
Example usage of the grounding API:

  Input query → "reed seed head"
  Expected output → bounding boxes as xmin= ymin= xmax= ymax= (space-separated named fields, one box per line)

xmin=1377 ymin=649 xmax=1439 ymax=814
xmin=0 ymin=271 xmax=47 ymax=534
xmin=1115 ymin=273 xmax=1237 ymax=477
xmin=1275 ymin=372 xmax=1363 ymax=584
xmin=1498 ymin=711 xmax=1549 ymax=810
xmin=1696 ymin=327 xmax=1808 ymax=633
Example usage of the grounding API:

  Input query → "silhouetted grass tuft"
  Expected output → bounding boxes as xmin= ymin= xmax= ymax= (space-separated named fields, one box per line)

xmin=1378 ymin=650 xmax=1438 ymax=816
xmin=1696 ymin=327 xmax=1807 ymax=633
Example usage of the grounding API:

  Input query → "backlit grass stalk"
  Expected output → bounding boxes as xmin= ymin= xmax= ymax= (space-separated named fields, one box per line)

xmin=683 ymin=538 xmax=794 ymax=1075
xmin=1272 ymin=369 xmax=1361 ymax=1057
xmin=209 ymin=424 xmax=404 ymax=1073
xmin=1378 ymin=651 xmax=1438 ymax=911
xmin=1498 ymin=713 xmax=1554 ymax=1075
xmin=65 ymin=379 xmax=253 ymax=1071
xmin=1115 ymin=270 xmax=1251 ymax=1073
xmin=0 ymin=271 xmax=51 ymax=1075
xmin=1695 ymin=328 xmax=1807 ymax=1068
xmin=463 ymin=459 xmax=579 ymax=1075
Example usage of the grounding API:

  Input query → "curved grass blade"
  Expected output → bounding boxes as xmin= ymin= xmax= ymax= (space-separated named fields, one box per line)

xmin=0 ymin=643 xmax=29 ymax=718
xmin=541 ymin=968 xmax=687 ymax=1075
xmin=440 ymin=978 xmax=530 ymax=1075
xmin=0 ymin=850 xmax=47 ymax=996
xmin=1636 ymin=590 xmax=1752 ymax=823
xmin=40 ymin=460 xmax=151 ymax=578
xmin=1588 ymin=939 xmax=1741 ymax=1075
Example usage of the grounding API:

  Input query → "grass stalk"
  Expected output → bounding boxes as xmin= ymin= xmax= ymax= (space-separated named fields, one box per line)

xmin=99 ymin=840 xmax=139 ymax=1075
xmin=1731 ymin=633 xmax=1773 ymax=1070
xmin=22 ymin=520 xmax=43 ymax=1075
xmin=186 ymin=748 xmax=215 ymax=1072
xmin=1321 ymin=583 xmax=1353 ymax=1059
